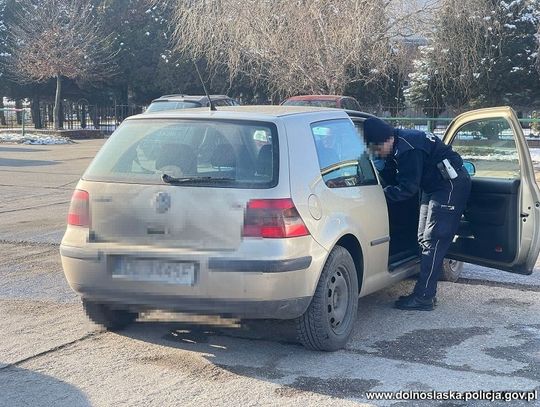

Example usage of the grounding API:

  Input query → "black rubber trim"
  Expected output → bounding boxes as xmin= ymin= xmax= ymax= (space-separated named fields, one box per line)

xmin=78 ymin=288 xmax=312 ymax=319
xmin=370 ymin=236 xmax=390 ymax=246
xmin=60 ymin=245 xmax=100 ymax=261
xmin=208 ymin=256 xmax=312 ymax=272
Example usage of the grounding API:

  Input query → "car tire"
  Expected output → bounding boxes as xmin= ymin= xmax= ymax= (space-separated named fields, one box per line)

xmin=82 ymin=299 xmax=137 ymax=331
xmin=441 ymin=258 xmax=464 ymax=282
xmin=295 ymin=245 xmax=358 ymax=351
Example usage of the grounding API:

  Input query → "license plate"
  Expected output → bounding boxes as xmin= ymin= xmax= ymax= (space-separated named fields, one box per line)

xmin=113 ymin=258 xmax=196 ymax=286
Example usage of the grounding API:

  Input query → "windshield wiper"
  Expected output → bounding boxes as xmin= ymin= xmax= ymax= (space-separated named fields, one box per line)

xmin=161 ymin=173 xmax=235 ymax=184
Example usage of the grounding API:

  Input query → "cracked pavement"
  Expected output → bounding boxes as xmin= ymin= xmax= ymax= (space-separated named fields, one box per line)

xmin=0 ymin=140 xmax=539 ymax=406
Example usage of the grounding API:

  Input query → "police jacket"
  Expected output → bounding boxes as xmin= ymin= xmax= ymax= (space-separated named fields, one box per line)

xmin=383 ymin=129 xmax=463 ymax=202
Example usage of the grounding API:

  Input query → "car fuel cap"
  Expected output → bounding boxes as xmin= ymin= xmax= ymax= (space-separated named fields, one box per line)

xmin=308 ymin=194 xmax=322 ymax=220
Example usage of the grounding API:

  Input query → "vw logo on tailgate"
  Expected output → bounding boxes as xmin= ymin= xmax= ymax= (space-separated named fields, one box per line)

xmin=154 ymin=191 xmax=171 ymax=213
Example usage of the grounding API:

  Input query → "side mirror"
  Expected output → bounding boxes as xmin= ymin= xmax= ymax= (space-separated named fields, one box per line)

xmin=463 ymin=161 xmax=476 ymax=176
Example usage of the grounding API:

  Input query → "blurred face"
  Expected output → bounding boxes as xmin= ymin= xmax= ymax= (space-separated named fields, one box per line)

xmin=369 ymin=137 xmax=394 ymax=158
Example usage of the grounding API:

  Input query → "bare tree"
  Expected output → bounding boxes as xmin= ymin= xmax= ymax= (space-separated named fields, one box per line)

xmin=170 ymin=0 xmax=436 ymax=97
xmin=6 ymin=0 xmax=118 ymax=129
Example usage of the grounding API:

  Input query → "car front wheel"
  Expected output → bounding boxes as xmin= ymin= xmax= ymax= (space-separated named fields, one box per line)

xmin=82 ymin=299 xmax=137 ymax=330
xmin=295 ymin=245 xmax=358 ymax=351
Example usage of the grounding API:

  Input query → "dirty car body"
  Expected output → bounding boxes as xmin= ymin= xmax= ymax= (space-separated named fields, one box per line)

xmin=60 ymin=106 xmax=540 ymax=351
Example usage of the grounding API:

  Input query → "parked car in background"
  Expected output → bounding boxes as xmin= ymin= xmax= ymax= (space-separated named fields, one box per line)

xmin=281 ymin=94 xmax=361 ymax=111
xmin=61 ymin=105 xmax=540 ymax=351
xmin=146 ymin=94 xmax=239 ymax=113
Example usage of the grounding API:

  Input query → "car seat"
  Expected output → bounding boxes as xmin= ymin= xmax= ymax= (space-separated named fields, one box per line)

xmin=155 ymin=143 xmax=197 ymax=176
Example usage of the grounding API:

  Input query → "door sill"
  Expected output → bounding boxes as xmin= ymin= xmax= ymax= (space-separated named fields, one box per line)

xmin=389 ymin=254 xmax=420 ymax=272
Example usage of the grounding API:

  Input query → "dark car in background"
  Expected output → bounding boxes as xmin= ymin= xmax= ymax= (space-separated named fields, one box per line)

xmin=146 ymin=94 xmax=239 ymax=113
xmin=281 ymin=95 xmax=361 ymax=111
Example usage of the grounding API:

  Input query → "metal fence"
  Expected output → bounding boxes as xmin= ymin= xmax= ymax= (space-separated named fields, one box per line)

xmin=3 ymin=101 xmax=540 ymax=137
xmin=0 ymin=103 xmax=144 ymax=132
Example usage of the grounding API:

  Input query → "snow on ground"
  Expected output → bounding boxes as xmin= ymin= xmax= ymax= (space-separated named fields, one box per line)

xmin=529 ymin=148 xmax=540 ymax=170
xmin=0 ymin=133 xmax=73 ymax=145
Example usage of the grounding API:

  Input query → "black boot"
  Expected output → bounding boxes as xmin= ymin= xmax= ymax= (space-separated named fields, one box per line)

xmin=394 ymin=295 xmax=435 ymax=311
xmin=397 ymin=293 xmax=437 ymax=305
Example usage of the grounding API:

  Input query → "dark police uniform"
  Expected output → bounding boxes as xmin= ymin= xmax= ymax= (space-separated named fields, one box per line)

xmin=384 ymin=129 xmax=471 ymax=299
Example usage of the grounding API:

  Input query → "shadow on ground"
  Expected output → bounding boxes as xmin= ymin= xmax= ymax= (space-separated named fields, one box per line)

xmin=0 ymin=158 xmax=58 ymax=167
xmin=0 ymin=147 xmax=50 ymax=153
xmin=0 ymin=365 xmax=91 ymax=407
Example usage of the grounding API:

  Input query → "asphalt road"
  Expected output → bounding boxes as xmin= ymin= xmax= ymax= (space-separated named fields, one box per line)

xmin=1 ymin=140 xmax=539 ymax=407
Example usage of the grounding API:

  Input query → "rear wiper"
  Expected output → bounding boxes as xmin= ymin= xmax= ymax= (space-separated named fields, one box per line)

xmin=161 ymin=174 xmax=235 ymax=184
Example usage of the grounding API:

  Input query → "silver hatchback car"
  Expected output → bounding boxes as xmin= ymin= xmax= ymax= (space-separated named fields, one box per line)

xmin=61 ymin=106 xmax=540 ymax=351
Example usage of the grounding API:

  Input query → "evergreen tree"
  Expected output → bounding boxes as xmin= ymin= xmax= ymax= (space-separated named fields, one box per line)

xmin=406 ymin=0 xmax=540 ymax=111
xmin=474 ymin=0 xmax=540 ymax=106
xmin=100 ymin=0 xmax=229 ymax=105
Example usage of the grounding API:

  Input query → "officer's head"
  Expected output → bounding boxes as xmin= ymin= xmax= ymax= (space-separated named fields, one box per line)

xmin=363 ymin=117 xmax=395 ymax=158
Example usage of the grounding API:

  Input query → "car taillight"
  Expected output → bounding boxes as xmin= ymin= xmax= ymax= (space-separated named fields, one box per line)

xmin=242 ymin=198 xmax=310 ymax=238
xmin=67 ymin=189 xmax=90 ymax=227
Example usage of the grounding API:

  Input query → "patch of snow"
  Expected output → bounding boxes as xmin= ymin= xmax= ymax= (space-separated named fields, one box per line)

xmin=0 ymin=133 xmax=73 ymax=145
xmin=461 ymin=153 xmax=519 ymax=162
xmin=529 ymin=148 xmax=540 ymax=165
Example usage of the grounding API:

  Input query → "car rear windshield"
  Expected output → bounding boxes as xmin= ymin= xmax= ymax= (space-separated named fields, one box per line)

xmin=83 ymin=119 xmax=279 ymax=188
xmin=282 ymin=100 xmax=337 ymax=108
xmin=146 ymin=101 xmax=202 ymax=112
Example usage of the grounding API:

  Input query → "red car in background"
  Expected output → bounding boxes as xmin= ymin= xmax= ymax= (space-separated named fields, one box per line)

xmin=281 ymin=95 xmax=361 ymax=111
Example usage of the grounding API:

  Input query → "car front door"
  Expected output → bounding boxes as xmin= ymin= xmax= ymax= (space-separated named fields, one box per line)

xmin=443 ymin=106 xmax=540 ymax=274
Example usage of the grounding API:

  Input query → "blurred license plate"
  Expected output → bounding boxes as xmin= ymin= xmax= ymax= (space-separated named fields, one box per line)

xmin=113 ymin=258 xmax=196 ymax=285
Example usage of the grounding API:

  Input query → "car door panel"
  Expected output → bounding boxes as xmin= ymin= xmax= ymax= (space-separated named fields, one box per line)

xmin=448 ymin=178 xmax=519 ymax=266
xmin=443 ymin=107 xmax=540 ymax=274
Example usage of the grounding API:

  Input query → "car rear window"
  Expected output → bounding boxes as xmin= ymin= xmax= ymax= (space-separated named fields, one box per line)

xmin=146 ymin=101 xmax=202 ymax=112
xmin=83 ymin=119 xmax=279 ymax=188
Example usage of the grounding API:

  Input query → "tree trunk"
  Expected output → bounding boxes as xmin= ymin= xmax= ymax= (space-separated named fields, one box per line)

xmin=127 ymin=84 xmax=135 ymax=106
xmin=53 ymin=74 xmax=63 ymax=130
xmin=0 ymin=97 xmax=6 ymax=126
xmin=31 ymin=95 xmax=42 ymax=129
xmin=81 ymin=104 xmax=87 ymax=129
xmin=15 ymin=99 xmax=22 ymax=125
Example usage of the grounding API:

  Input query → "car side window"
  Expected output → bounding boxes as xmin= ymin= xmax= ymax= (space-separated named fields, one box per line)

xmin=311 ymin=119 xmax=377 ymax=188
xmin=450 ymin=118 xmax=520 ymax=179
xmin=213 ymin=99 xmax=230 ymax=107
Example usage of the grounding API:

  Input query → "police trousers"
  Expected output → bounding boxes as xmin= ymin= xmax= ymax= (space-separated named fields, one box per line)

xmin=413 ymin=168 xmax=472 ymax=299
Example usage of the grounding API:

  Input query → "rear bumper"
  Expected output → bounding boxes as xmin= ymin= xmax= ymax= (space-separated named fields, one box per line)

xmin=60 ymin=239 xmax=326 ymax=319
xmin=60 ymin=245 xmax=312 ymax=272
xmin=79 ymin=289 xmax=312 ymax=319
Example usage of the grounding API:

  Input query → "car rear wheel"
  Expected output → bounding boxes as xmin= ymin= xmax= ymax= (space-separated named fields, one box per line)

xmin=82 ymin=299 xmax=137 ymax=330
xmin=441 ymin=258 xmax=464 ymax=282
xmin=295 ymin=245 xmax=358 ymax=351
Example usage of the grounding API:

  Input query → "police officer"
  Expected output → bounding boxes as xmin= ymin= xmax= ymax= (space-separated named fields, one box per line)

xmin=363 ymin=117 xmax=471 ymax=311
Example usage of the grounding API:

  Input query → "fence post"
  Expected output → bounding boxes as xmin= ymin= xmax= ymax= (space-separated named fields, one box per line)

xmin=21 ymin=109 xmax=25 ymax=139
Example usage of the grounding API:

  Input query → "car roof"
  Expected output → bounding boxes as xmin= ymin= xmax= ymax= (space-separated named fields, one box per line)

xmin=151 ymin=94 xmax=231 ymax=103
xmin=345 ymin=110 xmax=376 ymax=120
xmin=129 ymin=105 xmax=359 ymax=121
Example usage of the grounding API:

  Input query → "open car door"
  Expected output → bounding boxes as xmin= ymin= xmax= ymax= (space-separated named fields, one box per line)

xmin=444 ymin=106 xmax=540 ymax=274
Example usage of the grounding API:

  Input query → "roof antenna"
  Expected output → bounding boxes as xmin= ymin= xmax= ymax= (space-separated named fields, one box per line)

xmin=193 ymin=60 xmax=216 ymax=111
